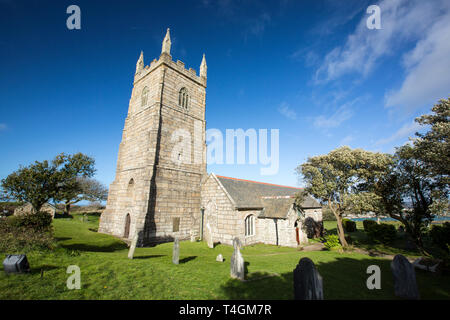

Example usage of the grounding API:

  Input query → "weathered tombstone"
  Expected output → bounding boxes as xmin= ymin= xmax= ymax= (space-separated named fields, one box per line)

xmin=127 ymin=231 xmax=139 ymax=259
xmin=216 ymin=254 xmax=224 ymax=262
xmin=293 ymin=257 xmax=323 ymax=300
xmin=391 ymin=254 xmax=420 ymax=299
xmin=206 ymin=223 xmax=214 ymax=248
xmin=172 ymin=237 xmax=180 ymax=265
xmin=190 ymin=229 xmax=196 ymax=242
xmin=230 ymin=237 xmax=245 ymax=280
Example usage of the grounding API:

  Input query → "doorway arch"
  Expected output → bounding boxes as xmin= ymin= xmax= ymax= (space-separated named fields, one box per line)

xmin=124 ymin=213 xmax=131 ymax=238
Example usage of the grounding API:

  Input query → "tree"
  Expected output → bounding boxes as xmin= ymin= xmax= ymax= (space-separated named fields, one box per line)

xmin=1 ymin=152 xmax=97 ymax=214
xmin=296 ymin=146 xmax=392 ymax=247
xmin=375 ymin=144 xmax=447 ymax=255
xmin=1 ymin=160 xmax=60 ymax=212
xmin=56 ymin=177 xmax=108 ymax=215
xmin=373 ymin=99 xmax=449 ymax=255
xmin=413 ymin=97 xmax=450 ymax=186
xmin=52 ymin=153 xmax=97 ymax=215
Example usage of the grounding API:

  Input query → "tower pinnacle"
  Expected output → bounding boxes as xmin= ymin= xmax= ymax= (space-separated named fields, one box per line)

xmin=161 ymin=28 xmax=171 ymax=56
xmin=136 ymin=51 xmax=144 ymax=74
xmin=200 ymin=54 xmax=207 ymax=78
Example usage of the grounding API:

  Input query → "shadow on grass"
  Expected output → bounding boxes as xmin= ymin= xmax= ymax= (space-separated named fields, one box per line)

xmin=179 ymin=256 xmax=197 ymax=264
xmin=59 ymin=242 xmax=128 ymax=253
xmin=219 ymin=256 xmax=450 ymax=300
xmin=30 ymin=265 xmax=59 ymax=275
xmin=133 ymin=255 xmax=165 ymax=260
xmin=55 ymin=237 xmax=72 ymax=241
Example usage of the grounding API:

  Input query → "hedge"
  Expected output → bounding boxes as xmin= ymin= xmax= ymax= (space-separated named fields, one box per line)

xmin=366 ymin=223 xmax=397 ymax=244
xmin=429 ymin=222 xmax=450 ymax=252
xmin=342 ymin=219 xmax=357 ymax=232
xmin=363 ymin=219 xmax=377 ymax=232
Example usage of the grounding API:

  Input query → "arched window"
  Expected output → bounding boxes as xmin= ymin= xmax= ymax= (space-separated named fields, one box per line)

xmin=141 ymin=86 xmax=149 ymax=107
xmin=245 ymin=215 xmax=255 ymax=237
xmin=178 ymin=87 xmax=189 ymax=109
xmin=127 ymin=178 xmax=134 ymax=198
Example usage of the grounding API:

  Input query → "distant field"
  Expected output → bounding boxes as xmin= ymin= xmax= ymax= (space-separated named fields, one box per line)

xmin=0 ymin=214 xmax=449 ymax=299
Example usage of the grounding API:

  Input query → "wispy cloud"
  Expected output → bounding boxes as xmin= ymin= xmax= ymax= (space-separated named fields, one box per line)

xmin=314 ymin=0 xmax=450 ymax=89
xmin=375 ymin=120 xmax=422 ymax=146
xmin=244 ymin=12 xmax=271 ymax=39
xmin=278 ymin=102 xmax=297 ymax=120
xmin=340 ymin=135 xmax=355 ymax=146
xmin=0 ymin=123 xmax=7 ymax=131
xmin=313 ymin=102 xmax=355 ymax=129
xmin=385 ymin=9 xmax=450 ymax=112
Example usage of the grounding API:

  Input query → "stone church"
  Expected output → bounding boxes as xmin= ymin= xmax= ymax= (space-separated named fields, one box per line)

xmin=98 ymin=29 xmax=322 ymax=248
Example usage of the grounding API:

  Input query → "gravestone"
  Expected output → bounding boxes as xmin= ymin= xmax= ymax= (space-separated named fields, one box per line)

xmin=391 ymin=254 xmax=420 ymax=299
xmin=190 ymin=229 xmax=196 ymax=242
xmin=216 ymin=254 xmax=224 ymax=262
xmin=293 ymin=257 xmax=323 ymax=300
xmin=127 ymin=231 xmax=139 ymax=259
xmin=233 ymin=237 xmax=242 ymax=250
xmin=230 ymin=237 xmax=245 ymax=280
xmin=206 ymin=223 xmax=214 ymax=248
xmin=172 ymin=237 xmax=180 ymax=265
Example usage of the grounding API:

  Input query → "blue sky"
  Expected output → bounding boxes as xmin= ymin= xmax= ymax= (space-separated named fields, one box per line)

xmin=1 ymin=0 xmax=449 ymax=190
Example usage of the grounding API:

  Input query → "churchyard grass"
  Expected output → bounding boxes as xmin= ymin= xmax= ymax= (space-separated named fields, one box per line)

xmin=0 ymin=214 xmax=449 ymax=299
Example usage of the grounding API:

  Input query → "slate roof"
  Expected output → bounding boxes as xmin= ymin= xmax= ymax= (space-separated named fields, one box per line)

xmin=215 ymin=175 xmax=321 ymax=218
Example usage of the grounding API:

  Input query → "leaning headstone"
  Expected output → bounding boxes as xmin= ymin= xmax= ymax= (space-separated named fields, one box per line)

xmin=172 ymin=237 xmax=180 ymax=265
xmin=230 ymin=237 xmax=245 ymax=280
xmin=127 ymin=231 xmax=139 ymax=259
xmin=206 ymin=223 xmax=214 ymax=248
xmin=293 ymin=257 xmax=323 ymax=300
xmin=391 ymin=254 xmax=420 ymax=299
xmin=216 ymin=254 xmax=224 ymax=262
xmin=233 ymin=237 xmax=242 ymax=250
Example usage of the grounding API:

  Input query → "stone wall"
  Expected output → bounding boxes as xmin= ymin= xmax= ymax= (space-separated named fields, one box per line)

xmin=257 ymin=207 xmax=306 ymax=247
xmin=200 ymin=174 xmax=236 ymax=245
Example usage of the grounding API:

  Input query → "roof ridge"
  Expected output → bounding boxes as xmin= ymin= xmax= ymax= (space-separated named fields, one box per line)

xmin=215 ymin=175 xmax=303 ymax=190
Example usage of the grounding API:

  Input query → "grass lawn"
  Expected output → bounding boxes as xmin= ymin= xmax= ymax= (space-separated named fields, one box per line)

xmin=1 ymin=215 xmax=449 ymax=299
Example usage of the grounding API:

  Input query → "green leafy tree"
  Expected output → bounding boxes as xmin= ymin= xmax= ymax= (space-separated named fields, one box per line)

xmin=1 ymin=153 xmax=98 ymax=215
xmin=1 ymin=160 xmax=60 ymax=212
xmin=52 ymin=153 xmax=97 ymax=215
xmin=296 ymin=146 xmax=392 ymax=247
xmin=374 ymin=99 xmax=449 ymax=255
xmin=413 ymin=97 xmax=450 ymax=186
xmin=375 ymin=144 xmax=448 ymax=256
xmin=56 ymin=177 xmax=108 ymax=215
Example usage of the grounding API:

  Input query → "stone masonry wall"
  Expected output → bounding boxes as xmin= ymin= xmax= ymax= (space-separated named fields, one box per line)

xmin=99 ymin=51 xmax=207 ymax=245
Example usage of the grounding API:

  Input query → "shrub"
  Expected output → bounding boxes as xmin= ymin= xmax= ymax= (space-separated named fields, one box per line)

xmin=8 ymin=211 xmax=52 ymax=231
xmin=0 ymin=212 xmax=54 ymax=252
xmin=429 ymin=222 xmax=450 ymax=252
xmin=342 ymin=219 xmax=357 ymax=232
xmin=323 ymin=234 xmax=341 ymax=250
xmin=366 ymin=223 xmax=397 ymax=244
xmin=363 ymin=219 xmax=377 ymax=232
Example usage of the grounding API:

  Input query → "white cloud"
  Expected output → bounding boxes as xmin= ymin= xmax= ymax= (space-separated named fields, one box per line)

xmin=314 ymin=0 xmax=450 ymax=88
xmin=313 ymin=103 xmax=354 ymax=129
xmin=385 ymin=10 xmax=450 ymax=111
xmin=278 ymin=102 xmax=297 ymax=120
xmin=340 ymin=135 xmax=354 ymax=146
xmin=375 ymin=120 xmax=421 ymax=146
xmin=244 ymin=12 xmax=271 ymax=38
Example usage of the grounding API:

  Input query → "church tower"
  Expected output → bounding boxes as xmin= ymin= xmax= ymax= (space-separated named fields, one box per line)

xmin=99 ymin=29 xmax=207 ymax=245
